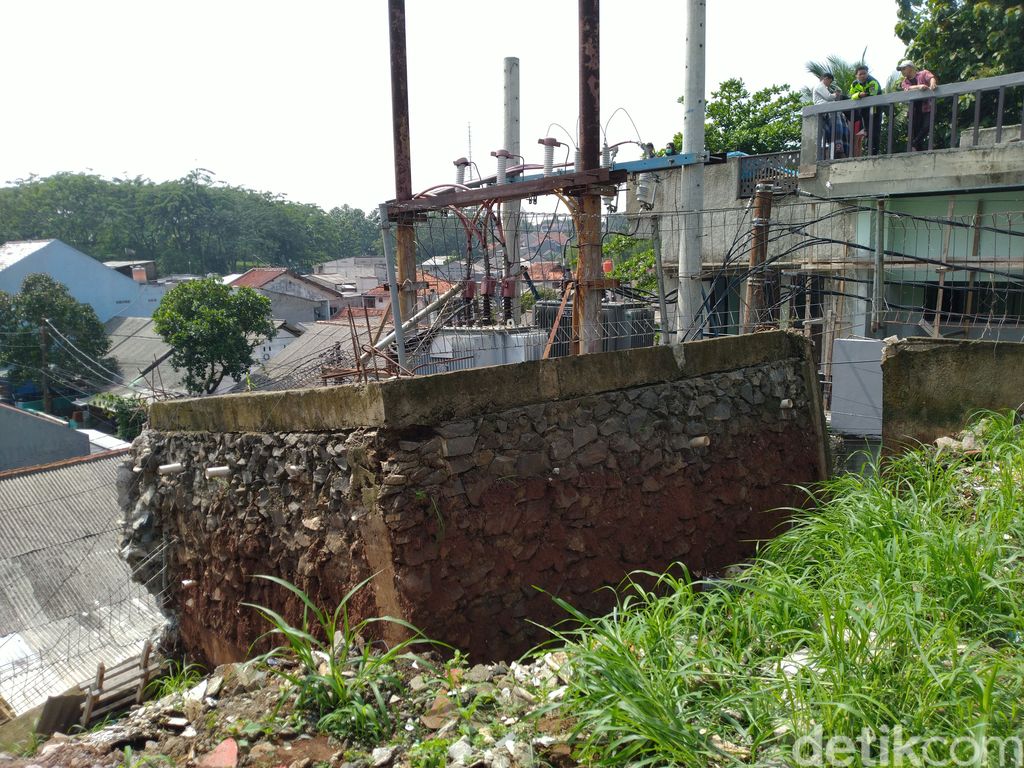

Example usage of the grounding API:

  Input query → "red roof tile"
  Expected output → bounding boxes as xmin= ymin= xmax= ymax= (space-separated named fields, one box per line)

xmin=229 ymin=268 xmax=289 ymax=289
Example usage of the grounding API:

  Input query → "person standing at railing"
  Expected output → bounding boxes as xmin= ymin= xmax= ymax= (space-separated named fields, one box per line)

xmin=898 ymin=59 xmax=938 ymax=151
xmin=850 ymin=66 xmax=883 ymax=156
xmin=813 ymin=72 xmax=850 ymax=158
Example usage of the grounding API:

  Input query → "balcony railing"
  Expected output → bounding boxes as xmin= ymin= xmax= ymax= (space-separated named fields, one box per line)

xmin=737 ymin=151 xmax=800 ymax=197
xmin=803 ymin=71 xmax=1024 ymax=162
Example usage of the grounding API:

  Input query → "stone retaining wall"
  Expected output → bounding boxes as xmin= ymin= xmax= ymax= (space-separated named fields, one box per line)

xmin=121 ymin=332 xmax=828 ymax=663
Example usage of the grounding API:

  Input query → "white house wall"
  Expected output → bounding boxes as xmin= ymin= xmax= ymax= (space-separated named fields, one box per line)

xmin=0 ymin=241 xmax=166 ymax=321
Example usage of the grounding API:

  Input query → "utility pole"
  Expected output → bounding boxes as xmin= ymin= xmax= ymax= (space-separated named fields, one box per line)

xmin=872 ymin=199 xmax=886 ymax=334
xmin=575 ymin=0 xmax=603 ymax=354
xmin=676 ymin=0 xmax=706 ymax=341
xmin=652 ymin=216 xmax=670 ymax=345
xmin=502 ymin=56 xmax=522 ymax=324
xmin=742 ymin=184 xmax=773 ymax=333
xmin=39 ymin=322 xmax=52 ymax=414
xmin=387 ymin=0 xmax=416 ymax=321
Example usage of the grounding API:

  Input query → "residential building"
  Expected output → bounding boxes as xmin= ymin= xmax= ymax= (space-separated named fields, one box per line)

xmin=0 ymin=450 xmax=165 ymax=718
xmin=228 ymin=268 xmax=345 ymax=326
xmin=100 ymin=316 xmax=302 ymax=401
xmin=0 ymin=240 xmax=167 ymax=321
xmin=0 ymin=404 xmax=90 ymax=472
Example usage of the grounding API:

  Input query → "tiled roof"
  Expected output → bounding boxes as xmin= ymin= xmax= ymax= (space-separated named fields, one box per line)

xmin=0 ymin=450 xmax=164 ymax=715
xmin=0 ymin=240 xmax=53 ymax=271
xmin=229 ymin=267 xmax=289 ymax=289
xmin=527 ymin=261 xmax=567 ymax=282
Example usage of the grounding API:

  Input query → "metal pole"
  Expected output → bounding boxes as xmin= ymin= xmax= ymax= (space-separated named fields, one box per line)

xmin=871 ymin=199 xmax=885 ymax=333
xmin=361 ymin=283 xmax=462 ymax=366
xmin=676 ymin=0 xmax=706 ymax=341
xmin=651 ymin=216 xmax=670 ymax=345
xmin=502 ymin=56 xmax=522 ymax=324
xmin=387 ymin=0 xmax=416 ymax=320
xmin=576 ymin=0 xmax=603 ymax=354
xmin=742 ymin=184 xmax=772 ymax=333
xmin=379 ymin=204 xmax=408 ymax=372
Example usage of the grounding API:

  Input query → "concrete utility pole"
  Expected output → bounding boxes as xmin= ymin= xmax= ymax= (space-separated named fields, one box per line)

xmin=872 ymin=199 xmax=886 ymax=334
xmin=387 ymin=0 xmax=417 ymax=321
xmin=502 ymin=57 xmax=522 ymax=323
xmin=576 ymin=0 xmax=603 ymax=354
xmin=39 ymin=322 xmax=52 ymax=414
xmin=676 ymin=0 xmax=706 ymax=341
xmin=742 ymin=184 xmax=773 ymax=333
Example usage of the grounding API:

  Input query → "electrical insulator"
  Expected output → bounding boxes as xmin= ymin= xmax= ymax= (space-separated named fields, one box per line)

xmin=454 ymin=157 xmax=469 ymax=185
xmin=501 ymin=277 xmax=516 ymax=298
xmin=538 ymin=137 xmax=561 ymax=177
xmin=574 ymin=148 xmax=583 ymax=173
xmin=601 ymin=143 xmax=611 ymax=168
xmin=636 ymin=173 xmax=656 ymax=210
xmin=481 ymin=277 xmax=497 ymax=296
xmin=491 ymin=149 xmax=512 ymax=185
xmin=464 ymin=279 xmax=477 ymax=299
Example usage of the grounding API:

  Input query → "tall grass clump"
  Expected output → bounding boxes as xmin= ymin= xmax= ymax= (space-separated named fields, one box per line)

xmin=244 ymin=575 xmax=433 ymax=743
xmin=547 ymin=411 xmax=1024 ymax=767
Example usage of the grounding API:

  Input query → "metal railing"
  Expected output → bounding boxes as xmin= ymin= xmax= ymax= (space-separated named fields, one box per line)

xmin=803 ymin=71 xmax=1024 ymax=161
xmin=737 ymin=151 xmax=800 ymax=197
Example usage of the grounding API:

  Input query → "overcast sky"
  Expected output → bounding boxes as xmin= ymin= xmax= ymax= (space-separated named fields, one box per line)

xmin=0 ymin=1 xmax=907 ymax=213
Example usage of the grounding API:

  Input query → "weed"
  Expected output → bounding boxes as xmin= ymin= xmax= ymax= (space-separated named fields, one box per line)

xmin=12 ymin=731 xmax=42 ymax=757
xmin=117 ymin=746 xmax=172 ymax=767
xmin=244 ymin=574 xmax=439 ymax=744
xmin=145 ymin=660 xmax=205 ymax=699
xmin=409 ymin=736 xmax=452 ymax=768
xmin=546 ymin=411 xmax=1024 ymax=767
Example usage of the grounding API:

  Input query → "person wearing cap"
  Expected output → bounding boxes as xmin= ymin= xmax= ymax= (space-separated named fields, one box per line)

xmin=898 ymin=59 xmax=938 ymax=151
xmin=850 ymin=65 xmax=883 ymax=155
xmin=813 ymin=72 xmax=850 ymax=158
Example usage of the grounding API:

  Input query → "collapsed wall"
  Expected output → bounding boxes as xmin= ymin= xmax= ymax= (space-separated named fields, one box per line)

xmin=120 ymin=331 xmax=828 ymax=664
xmin=883 ymin=337 xmax=1024 ymax=448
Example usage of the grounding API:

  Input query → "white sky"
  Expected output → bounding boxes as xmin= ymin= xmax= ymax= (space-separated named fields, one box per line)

xmin=0 ymin=1 xmax=907 ymax=213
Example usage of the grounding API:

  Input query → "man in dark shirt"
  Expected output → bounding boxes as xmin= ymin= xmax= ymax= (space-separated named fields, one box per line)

xmin=898 ymin=59 xmax=938 ymax=151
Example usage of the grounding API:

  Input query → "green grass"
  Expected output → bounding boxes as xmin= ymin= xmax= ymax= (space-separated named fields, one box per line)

xmin=544 ymin=411 xmax=1024 ymax=767
xmin=144 ymin=660 xmax=205 ymax=699
xmin=244 ymin=574 xmax=438 ymax=744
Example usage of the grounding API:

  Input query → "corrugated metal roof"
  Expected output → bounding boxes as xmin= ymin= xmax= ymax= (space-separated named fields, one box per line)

xmin=0 ymin=240 xmax=53 ymax=272
xmin=103 ymin=316 xmax=186 ymax=398
xmin=0 ymin=451 xmax=164 ymax=715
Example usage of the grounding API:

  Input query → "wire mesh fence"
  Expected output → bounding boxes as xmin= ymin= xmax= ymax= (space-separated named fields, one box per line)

xmin=123 ymin=197 xmax=1024 ymax=415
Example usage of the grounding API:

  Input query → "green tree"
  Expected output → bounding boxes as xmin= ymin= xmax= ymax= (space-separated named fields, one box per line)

xmin=896 ymin=0 xmax=1024 ymax=83
xmin=152 ymin=277 xmax=275 ymax=395
xmin=674 ymin=78 xmax=806 ymax=155
xmin=803 ymin=50 xmax=902 ymax=100
xmin=0 ymin=274 xmax=115 ymax=408
xmin=605 ymin=235 xmax=657 ymax=293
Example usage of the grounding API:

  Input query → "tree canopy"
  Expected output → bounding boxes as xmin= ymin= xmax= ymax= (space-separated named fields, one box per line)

xmin=0 ymin=274 xmax=115 ymax=402
xmin=0 ymin=171 xmax=382 ymax=277
xmin=674 ymin=79 xmax=806 ymax=156
xmin=152 ymin=277 xmax=276 ymax=395
xmin=896 ymin=0 xmax=1024 ymax=83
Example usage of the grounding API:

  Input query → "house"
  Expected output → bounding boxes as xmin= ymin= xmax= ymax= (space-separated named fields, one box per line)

xmin=235 ymin=312 xmax=391 ymax=392
xmin=630 ymin=68 xmax=1024 ymax=436
xmin=525 ymin=261 xmax=568 ymax=291
xmin=313 ymin=255 xmax=387 ymax=293
xmin=228 ymin=268 xmax=345 ymax=326
xmin=0 ymin=404 xmax=90 ymax=472
xmin=361 ymin=271 xmax=456 ymax=312
xmin=0 ymin=240 xmax=167 ymax=321
xmin=0 ymin=450 xmax=165 ymax=718
xmin=100 ymin=316 xmax=302 ymax=401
